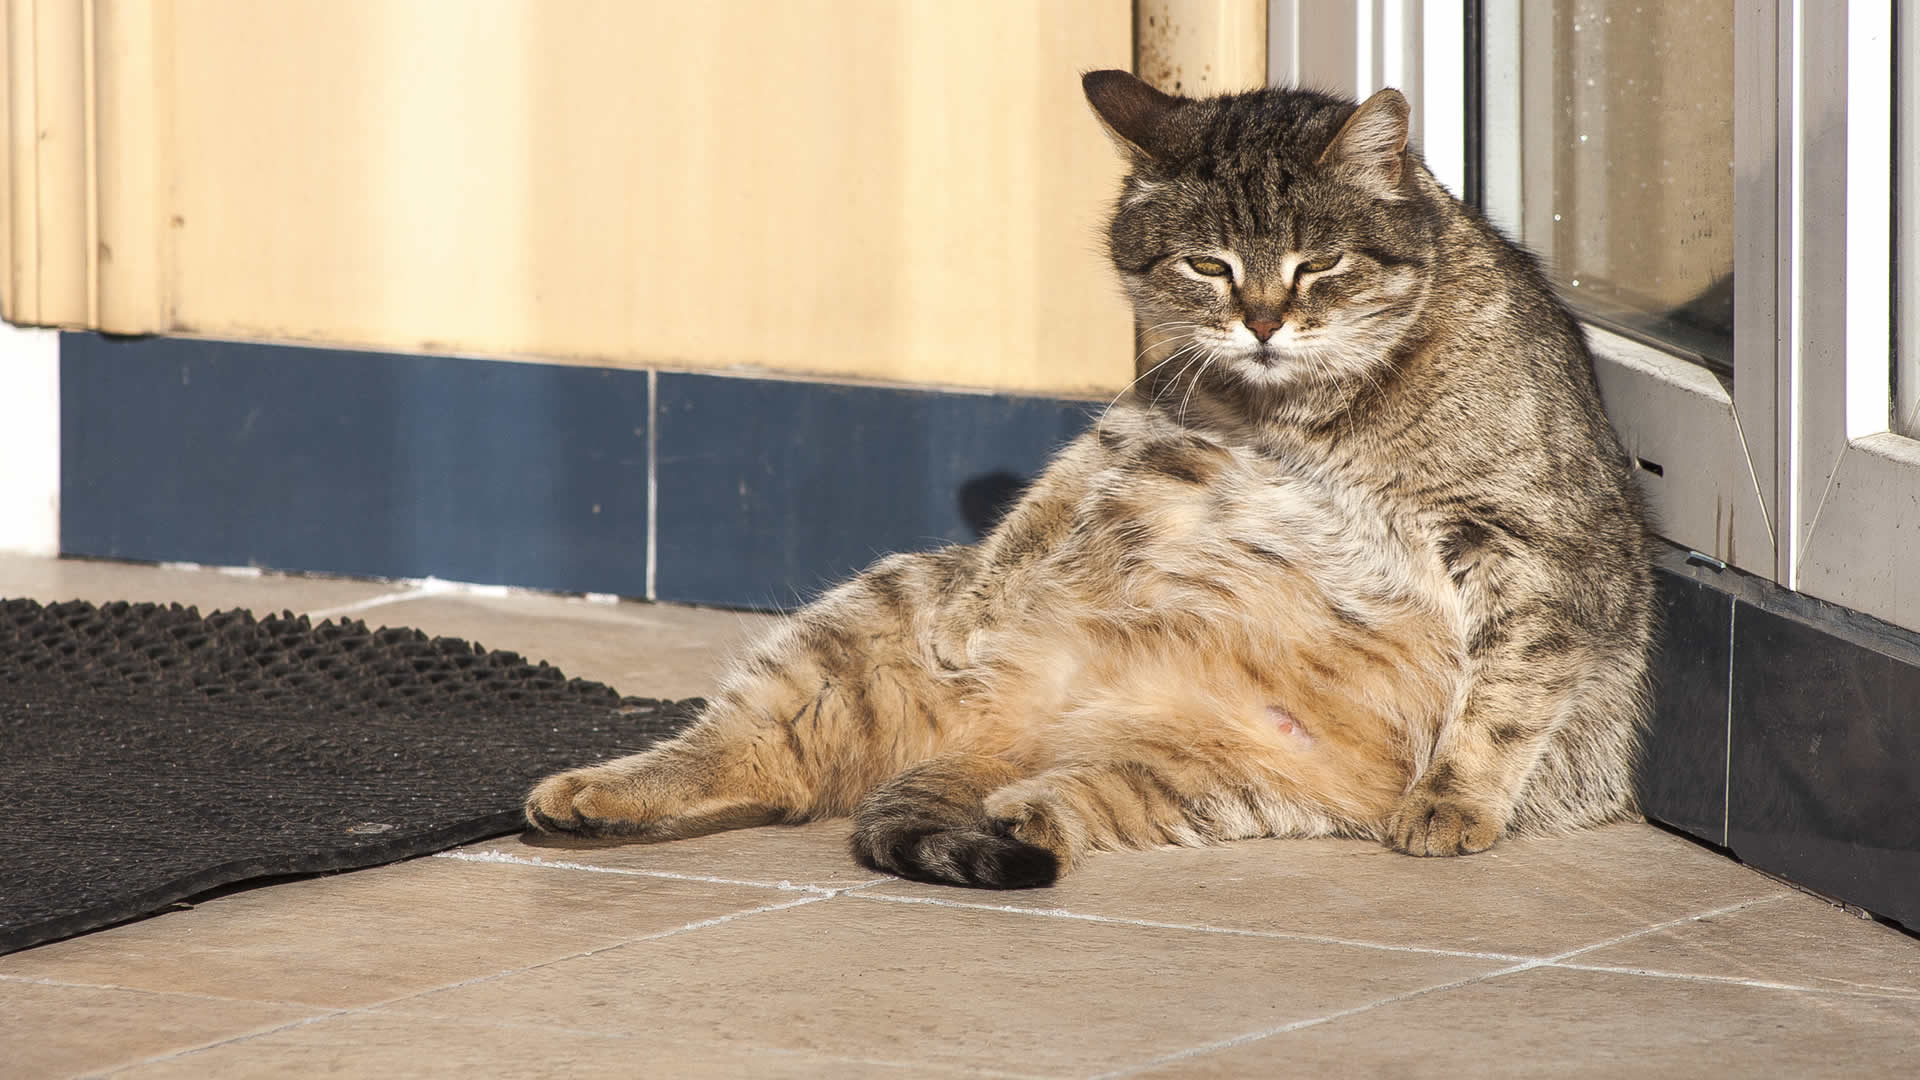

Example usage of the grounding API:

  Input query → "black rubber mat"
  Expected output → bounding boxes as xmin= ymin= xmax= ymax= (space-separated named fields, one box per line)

xmin=0 ymin=597 xmax=698 ymax=956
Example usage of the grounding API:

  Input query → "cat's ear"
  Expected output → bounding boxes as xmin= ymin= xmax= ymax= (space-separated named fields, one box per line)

xmin=1082 ymin=69 xmax=1182 ymax=164
xmin=1318 ymin=88 xmax=1411 ymax=198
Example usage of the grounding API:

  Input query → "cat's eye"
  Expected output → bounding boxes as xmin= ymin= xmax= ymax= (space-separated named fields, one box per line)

xmin=1296 ymin=255 xmax=1342 ymax=278
xmin=1187 ymin=256 xmax=1233 ymax=278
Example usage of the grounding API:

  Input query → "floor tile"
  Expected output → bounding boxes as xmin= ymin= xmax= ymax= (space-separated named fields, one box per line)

xmin=457 ymin=819 xmax=887 ymax=891
xmin=114 ymin=1011 xmax=1016 ymax=1079
xmin=8 ymin=553 xmax=1910 ymax=1078
xmin=0 ymin=858 xmax=785 ymax=1009
xmin=392 ymin=893 xmax=1504 ymax=1075
xmin=1132 ymin=965 xmax=1920 ymax=1079
xmin=1572 ymin=890 xmax=1920 ymax=996
xmin=363 ymin=591 xmax=779 ymax=698
xmin=0 ymin=978 xmax=318 ymax=1079
xmin=863 ymin=824 xmax=1788 ymax=958
xmin=0 ymin=553 xmax=404 ymax=618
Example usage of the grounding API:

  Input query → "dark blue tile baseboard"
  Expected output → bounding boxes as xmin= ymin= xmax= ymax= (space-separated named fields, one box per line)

xmin=61 ymin=333 xmax=652 ymax=595
xmin=654 ymin=372 xmax=1093 ymax=609
xmin=1642 ymin=547 xmax=1920 ymax=931
xmin=58 ymin=333 xmax=1095 ymax=608
xmin=1728 ymin=602 xmax=1920 ymax=928
xmin=1640 ymin=566 xmax=1734 ymax=846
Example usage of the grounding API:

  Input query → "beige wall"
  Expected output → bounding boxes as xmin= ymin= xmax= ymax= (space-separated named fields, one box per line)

xmin=6 ymin=0 xmax=1138 ymax=394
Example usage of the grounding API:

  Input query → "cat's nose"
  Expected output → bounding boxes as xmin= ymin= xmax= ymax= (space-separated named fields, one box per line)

xmin=1246 ymin=319 xmax=1284 ymax=343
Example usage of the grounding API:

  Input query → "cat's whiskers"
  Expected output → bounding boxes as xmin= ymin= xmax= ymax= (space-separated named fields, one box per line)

xmin=1147 ymin=340 xmax=1213 ymax=412
xmin=1158 ymin=347 xmax=1217 ymax=415
xmin=1176 ymin=345 xmax=1226 ymax=425
xmin=1098 ymin=327 xmax=1205 ymax=423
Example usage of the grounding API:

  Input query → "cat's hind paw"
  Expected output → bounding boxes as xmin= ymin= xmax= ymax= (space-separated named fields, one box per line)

xmin=1383 ymin=790 xmax=1501 ymax=856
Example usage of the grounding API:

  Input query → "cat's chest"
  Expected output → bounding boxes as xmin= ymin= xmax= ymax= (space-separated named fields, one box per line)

xmin=1236 ymin=431 xmax=1493 ymax=585
xmin=1091 ymin=410 xmax=1489 ymax=586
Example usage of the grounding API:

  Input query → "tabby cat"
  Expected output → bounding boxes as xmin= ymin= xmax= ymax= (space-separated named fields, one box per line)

xmin=524 ymin=72 xmax=1655 ymax=888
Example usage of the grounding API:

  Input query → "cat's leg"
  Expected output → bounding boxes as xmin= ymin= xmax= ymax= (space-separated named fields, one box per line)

xmin=1383 ymin=577 xmax=1652 ymax=856
xmin=849 ymin=753 xmax=1282 ymax=888
xmin=1382 ymin=664 xmax=1554 ymax=855
xmin=982 ymin=763 xmax=1209 ymax=877
xmin=524 ymin=551 xmax=969 ymax=840
xmin=978 ymin=755 xmax=1340 ymax=880
xmin=852 ymin=679 xmax=1405 ymax=888
xmin=848 ymin=753 xmax=1060 ymax=888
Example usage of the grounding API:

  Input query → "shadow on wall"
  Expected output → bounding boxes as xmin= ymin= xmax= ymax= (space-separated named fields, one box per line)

xmin=958 ymin=471 xmax=1033 ymax=539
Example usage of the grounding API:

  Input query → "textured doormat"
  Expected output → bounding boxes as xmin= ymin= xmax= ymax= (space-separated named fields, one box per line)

xmin=0 ymin=597 xmax=698 ymax=956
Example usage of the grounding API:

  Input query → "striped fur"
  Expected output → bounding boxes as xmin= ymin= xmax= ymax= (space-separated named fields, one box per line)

xmin=525 ymin=75 xmax=1654 ymax=886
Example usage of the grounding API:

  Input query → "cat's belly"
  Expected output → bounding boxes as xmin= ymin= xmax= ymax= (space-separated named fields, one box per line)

xmin=948 ymin=433 xmax=1469 ymax=822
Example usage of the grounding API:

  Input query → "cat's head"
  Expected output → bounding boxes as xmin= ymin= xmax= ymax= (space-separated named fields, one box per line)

xmin=1083 ymin=71 xmax=1441 ymax=400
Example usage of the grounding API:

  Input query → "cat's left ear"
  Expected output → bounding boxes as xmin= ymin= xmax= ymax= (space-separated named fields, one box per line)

xmin=1318 ymin=88 xmax=1411 ymax=198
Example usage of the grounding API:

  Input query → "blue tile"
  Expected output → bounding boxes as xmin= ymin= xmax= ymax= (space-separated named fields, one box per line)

xmin=1727 ymin=600 xmax=1920 ymax=930
xmin=654 ymin=372 xmax=1094 ymax=609
xmin=61 ymin=333 xmax=650 ymax=595
xmin=1638 ymin=564 xmax=1732 ymax=845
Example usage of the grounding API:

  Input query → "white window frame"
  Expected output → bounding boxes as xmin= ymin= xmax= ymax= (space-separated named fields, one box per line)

xmin=1278 ymin=0 xmax=1920 ymax=633
xmin=1786 ymin=1 xmax=1918 ymax=629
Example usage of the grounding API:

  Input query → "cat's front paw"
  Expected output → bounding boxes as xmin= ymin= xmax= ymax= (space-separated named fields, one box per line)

xmin=1383 ymin=790 xmax=1501 ymax=856
xmin=524 ymin=765 xmax=651 ymax=837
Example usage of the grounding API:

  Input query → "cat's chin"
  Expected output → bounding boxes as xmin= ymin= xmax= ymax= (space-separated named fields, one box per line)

xmin=1228 ymin=342 xmax=1385 ymax=392
xmin=1230 ymin=348 xmax=1315 ymax=386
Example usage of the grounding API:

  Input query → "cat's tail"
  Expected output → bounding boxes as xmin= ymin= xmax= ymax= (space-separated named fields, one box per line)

xmin=849 ymin=753 xmax=1059 ymax=889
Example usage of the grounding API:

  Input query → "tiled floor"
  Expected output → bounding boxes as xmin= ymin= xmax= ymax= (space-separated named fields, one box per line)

xmin=3 ymin=556 xmax=1917 ymax=1078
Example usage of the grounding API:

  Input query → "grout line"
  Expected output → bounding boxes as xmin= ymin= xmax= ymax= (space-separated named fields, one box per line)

xmin=301 ymin=575 xmax=572 ymax=624
xmin=0 ymin=972 xmax=319 ymax=1011
xmin=430 ymin=848 xmax=859 ymax=894
xmin=852 ymin=891 xmax=1535 ymax=963
xmin=646 ymin=368 xmax=658 ymax=602
xmin=1549 ymin=961 xmax=1920 ymax=1001
xmin=97 ymin=893 xmax=833 ymax=1076
xmin=1086 ymin=964 xmax=1539 ymax=1080
xmin=827 ymin=877 xmax=898 ymax=893
xmin=301 ymin=588 xmax=430 ymax=623
xmin=388 ymin=890 xmax=837 ymax=997
xmin=1087 ymin=894 xmax=1793 ymax=1079
xmin=1540 ymin=894 xmax=1788 ymax=965
xmin=1724 ymin=599 xmax=1737 ymax=846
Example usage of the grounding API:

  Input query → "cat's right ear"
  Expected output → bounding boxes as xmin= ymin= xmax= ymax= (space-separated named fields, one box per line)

xmin=1082 ymin=70 xmax=1181 ymax=164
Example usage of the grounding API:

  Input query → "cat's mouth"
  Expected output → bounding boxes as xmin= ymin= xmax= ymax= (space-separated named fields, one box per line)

xmin=1233 ymin=340 xmax=1300 ymax=371
xmin=1182 ymin=332 xmax=1314 ymax=381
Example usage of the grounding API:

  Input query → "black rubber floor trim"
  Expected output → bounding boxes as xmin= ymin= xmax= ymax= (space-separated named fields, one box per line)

xmin=0 ymin=597 xmax=699 ymax=956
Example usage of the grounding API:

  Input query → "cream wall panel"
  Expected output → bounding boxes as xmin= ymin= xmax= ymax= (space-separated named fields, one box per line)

xmin=4 ymin=0 xmax=91 ymax=326
xmin=141 ymin=1 xmax=1134 ymax=394
xmin=94 ymin=0 xmax=169 ymax=333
